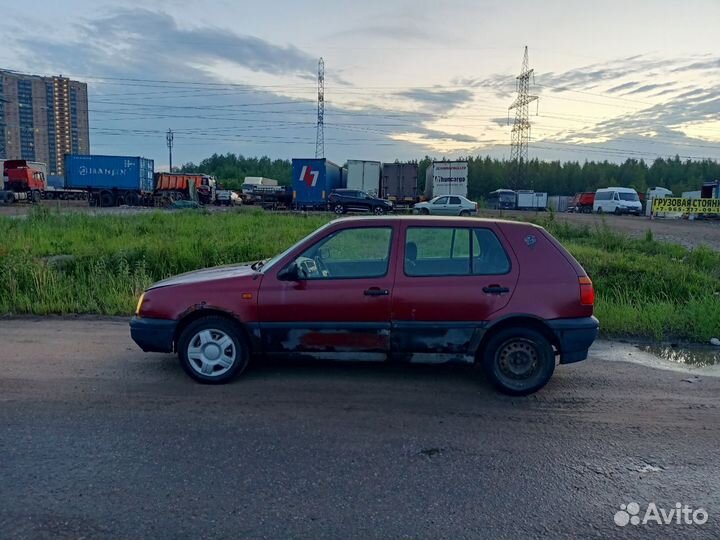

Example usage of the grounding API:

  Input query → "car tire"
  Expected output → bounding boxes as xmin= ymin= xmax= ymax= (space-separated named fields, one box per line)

xmin=420 ymin=208 xmax=430 ymax=215
xmin=481 ymin=327 xmax=555 ymax=396
xmin=333 ymin=204 xmax=345 ymax=215
xmin=178 ymin=316 xmax=249 ymax=384
xmin=460 ymin=209 xmax=470 ymax=216
xmin=596 ymin=207 xmax=603 ymax=214
xmin=614 ymin=207 xmax=621 ymax=215
xmin=373 ymin=206 xmax=385 ymax=215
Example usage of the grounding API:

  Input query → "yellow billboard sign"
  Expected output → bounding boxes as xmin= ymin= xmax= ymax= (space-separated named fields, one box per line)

xmin=652 ymin=197 xmax=720 ymax=214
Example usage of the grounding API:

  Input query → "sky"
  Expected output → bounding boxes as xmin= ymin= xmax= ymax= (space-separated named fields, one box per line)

xmin=1 ymin=0 xmax=719 ymax=170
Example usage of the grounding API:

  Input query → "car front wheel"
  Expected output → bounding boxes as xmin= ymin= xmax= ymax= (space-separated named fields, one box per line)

xmin=481 ymin=327 xmax=555 ymax=395
xmin=178 ymin=316 xmax=248 ymax=384
xmin=333 ymin=204 xmax=345 ymax=215
xmin=373 ymin=206 xmax=385 ymax=215
xmin=419 ymin=207 xmax=430 ymax=215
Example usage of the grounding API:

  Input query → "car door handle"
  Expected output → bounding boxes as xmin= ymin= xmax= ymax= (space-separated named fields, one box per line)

xmin=364 ymin=288 xmax=390 ymax=296
xmin=482 ymin=285 xmax=510 ymax=294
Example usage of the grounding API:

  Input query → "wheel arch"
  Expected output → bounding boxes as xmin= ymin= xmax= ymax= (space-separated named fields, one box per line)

xmin=173 ymin=307 xmax=255 ymax=353
xmin=477 ymin=315 xmax=561 ymax=359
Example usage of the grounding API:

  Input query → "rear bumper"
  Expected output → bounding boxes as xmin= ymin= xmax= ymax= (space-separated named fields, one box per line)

xmin=547 ymin=316 xmax=599 ymax=364
xmin=130 ymin=316 xmax=176 ymax=353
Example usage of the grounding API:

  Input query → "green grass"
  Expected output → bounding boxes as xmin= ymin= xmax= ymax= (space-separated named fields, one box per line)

xmin=1 ymin=206 xmax=718 ymax=342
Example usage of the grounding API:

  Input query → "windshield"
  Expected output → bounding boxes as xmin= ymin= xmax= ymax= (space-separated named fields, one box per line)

xmin=619 ymin=192 xmax=639 ymax=201
xmin=259 ymin=222 xmax=334 ymax=273
xmin=499 ymin=193 xmax=515 ymax=202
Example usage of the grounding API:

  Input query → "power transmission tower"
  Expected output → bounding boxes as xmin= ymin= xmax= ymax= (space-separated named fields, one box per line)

xmin=508 ymin=46 xmax=538 ymax=188
xmin=315 ymin=57 xmax=325 ymax=159
xmin=166 ymin=128 xmax=174 ymax=172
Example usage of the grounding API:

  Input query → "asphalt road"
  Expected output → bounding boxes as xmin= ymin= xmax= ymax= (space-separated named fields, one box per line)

xmin=1 ymin=318 xmax=719 ymax=540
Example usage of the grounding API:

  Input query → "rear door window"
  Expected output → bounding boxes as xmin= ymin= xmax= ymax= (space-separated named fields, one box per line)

xmin=405 ymin=227 xmax=510 ymax=277
xmin=449 ymin=196 xmax=462 ymax=205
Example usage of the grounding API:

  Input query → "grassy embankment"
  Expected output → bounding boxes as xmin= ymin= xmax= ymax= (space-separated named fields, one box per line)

xmin=0 ymin=207 xmax=718 ymax=341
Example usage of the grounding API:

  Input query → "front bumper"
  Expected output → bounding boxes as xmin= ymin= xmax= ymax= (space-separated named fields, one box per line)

xmin=130 ymin=316 xmax=177 ymax=353
xmin=547 ymin=316 xmax=599 ymax=364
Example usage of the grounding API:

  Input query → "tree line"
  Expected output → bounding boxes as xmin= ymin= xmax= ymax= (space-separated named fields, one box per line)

xmin=181 ymin=153 xmax=720 ymax=198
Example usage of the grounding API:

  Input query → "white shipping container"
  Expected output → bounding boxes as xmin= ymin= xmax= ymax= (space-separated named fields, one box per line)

xmin=424 ymin=161 xmax=468 ymax=198
xmin=346 ymin=160 xmax=381 ymax=196
xmin=516 ymin=190 xmax=548 ymax=210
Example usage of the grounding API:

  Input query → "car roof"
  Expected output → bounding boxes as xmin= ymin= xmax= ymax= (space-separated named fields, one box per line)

xmin=329 ymin=215 xmax=541 ymax=228
xmin=596 ymin=187 xmax=637 ymax=192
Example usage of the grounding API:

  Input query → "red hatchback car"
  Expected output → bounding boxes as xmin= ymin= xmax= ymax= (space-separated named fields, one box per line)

xmin=130 ymin=216 xmax=598 ymax=395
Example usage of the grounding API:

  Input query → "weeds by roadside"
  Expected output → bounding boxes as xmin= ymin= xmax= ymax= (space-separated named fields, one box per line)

xmin=1 ymin=209 xmax=718 ymax=341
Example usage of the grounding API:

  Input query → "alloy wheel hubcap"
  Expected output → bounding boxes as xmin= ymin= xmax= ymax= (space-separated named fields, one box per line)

xmin=186 ymin=329 xmax=236 ymax=377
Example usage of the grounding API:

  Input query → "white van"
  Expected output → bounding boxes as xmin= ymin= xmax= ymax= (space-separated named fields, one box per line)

xmin=593 ymin=187 xmax=642 ymax=215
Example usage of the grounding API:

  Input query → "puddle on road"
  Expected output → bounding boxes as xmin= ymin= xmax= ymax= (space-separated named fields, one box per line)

xmin=591 ymin=340 xmax=720 ymax=376
xmin=637 ymin=344 xmax=720 ymax=367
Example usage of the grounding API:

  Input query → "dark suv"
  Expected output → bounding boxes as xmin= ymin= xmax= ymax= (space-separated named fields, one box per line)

xmin=131 ymin=216 xmax=599 ymax=395
xmin=328 ymin=189 xmax=393 ymax=215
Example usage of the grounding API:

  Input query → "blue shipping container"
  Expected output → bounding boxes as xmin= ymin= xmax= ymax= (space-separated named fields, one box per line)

xmin=292 ymin=158 xmax=342 ymax=205
xmin=64 ymin=155 xmax=155 ymax=193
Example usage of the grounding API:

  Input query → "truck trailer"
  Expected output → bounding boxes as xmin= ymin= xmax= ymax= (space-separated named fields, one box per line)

xmin=346 ymin=160 xmax=381 ymax=197
xmin=424 ymin=161 xmax=468 ymax=198
xmin=65 ymin=155 xmax=155 ymax=207
xmin=291 ymin=158 xmax=343 ymax=209
xmin=381 ymin=162 xmax=418 ymax=205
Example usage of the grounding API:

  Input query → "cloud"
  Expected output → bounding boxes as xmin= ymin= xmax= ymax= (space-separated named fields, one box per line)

xmin=607 ymin=81 xmax=639 ymax=93
xmin=395 ymin=88 xmax=474 ymax=112
xmin=15 ymin=8 xmax=317 ymax=79
xmin=670 ymin=58 xmax=720 ymax=73
xmin=623 ymin=83 xmax=670 ymax=95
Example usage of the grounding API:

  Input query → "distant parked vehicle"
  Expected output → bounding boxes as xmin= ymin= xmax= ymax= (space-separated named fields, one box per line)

xmin=516 ymin=190 xmax=548 ymax=211
xmin=569 ymin=192 xmax=595 ymax=213
xmin=414 ymin=195 xmax=477 ymax=216
xmin=593 ymin=187 xmax=642 ymax=215
xmin=328 ymin=189 xmax=393 ymax=215
xmin=215 ymin=190 xmax=241 ymax=206
xmin=487 ymin=189 xmax=517 ymax=210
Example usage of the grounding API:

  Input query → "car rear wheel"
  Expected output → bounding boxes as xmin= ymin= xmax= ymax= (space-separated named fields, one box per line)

xmin=460 ymin=209 xmax=470 ymax=216
xmin=481 ymin=327 xmax=555 ymax=395
xmin=178 ymin=316 xmax=248 ymax=384
xmin=373 ymin=206 xmax=385 ymax=215
xmin=333 ymin=204 xmax=345 ymax=215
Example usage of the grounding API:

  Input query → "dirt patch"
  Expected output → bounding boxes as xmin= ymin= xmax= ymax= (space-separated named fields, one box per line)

xmin=478 ymin=208 xmax=720 ymax=251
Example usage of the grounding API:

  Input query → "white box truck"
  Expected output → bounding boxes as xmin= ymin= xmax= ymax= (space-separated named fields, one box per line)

xmin=424 ymin=161 xmax=468 ymax=198
xmin=346 ymin=160 xmax=381 ymax=197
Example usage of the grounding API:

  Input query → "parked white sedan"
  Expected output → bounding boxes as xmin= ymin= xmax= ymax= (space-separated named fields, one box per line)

xmin=414 ymin=195 xmax=478 ymax=216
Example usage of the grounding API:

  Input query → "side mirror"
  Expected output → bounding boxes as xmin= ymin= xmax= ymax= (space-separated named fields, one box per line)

xmin=278 ymin=261 xmax=301 ymax=281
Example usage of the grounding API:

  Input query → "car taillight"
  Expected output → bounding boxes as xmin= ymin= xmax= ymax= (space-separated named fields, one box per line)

xmin=579 ymin=276 xmax=594 ymax=306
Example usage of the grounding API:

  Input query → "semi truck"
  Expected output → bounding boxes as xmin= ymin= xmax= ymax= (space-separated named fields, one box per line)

xmin=346 ymin=160 xmax=381 ymax=197
xmin=291 ymin=158 xmax=343 ymax=209
xmin=381 ymin=162 xmax=418 ymax=205
xmin=65 ymin=155 xmax=155 ymax=207
xmin=424 ymin=161 xmax=468 ymax=198
xmin=0 ymin=160 xmax=86 ymax=203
